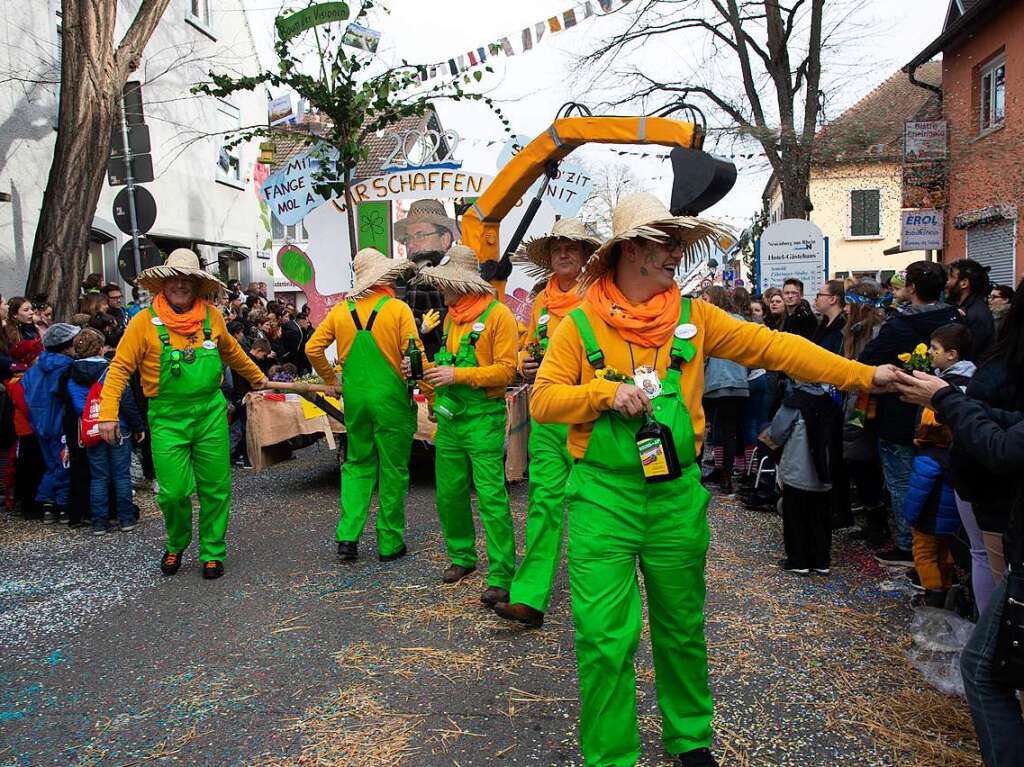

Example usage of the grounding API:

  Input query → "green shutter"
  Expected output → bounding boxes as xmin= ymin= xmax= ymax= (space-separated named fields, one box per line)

xmin=851 ymin=190 xmax=865 ymax=236
xmin=357 ymin=201 xmax=391 ymax=255
xmin=866 ymin=189 xmax=880 ymax=236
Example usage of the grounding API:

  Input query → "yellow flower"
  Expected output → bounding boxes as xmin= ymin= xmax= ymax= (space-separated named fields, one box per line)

xmin=897 ymin=353 xmax=912 ymax=363
xmin=913 ymin=343 xmax=928 ymax=357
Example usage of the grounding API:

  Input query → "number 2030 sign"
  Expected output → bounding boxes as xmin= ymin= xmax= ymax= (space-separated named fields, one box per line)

xmin=380 ymin=129 xmax=462 ymax=173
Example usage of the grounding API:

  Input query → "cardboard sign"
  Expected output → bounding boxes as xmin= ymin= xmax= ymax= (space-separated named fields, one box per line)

xmin=757 ymin=219 xmax=826 ymax=293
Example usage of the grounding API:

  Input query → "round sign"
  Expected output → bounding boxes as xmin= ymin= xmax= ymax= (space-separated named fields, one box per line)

xmin=472 ymin=322 xmax=485 ymax=333
xmin=150 ymin=316 xmax=163 ymax=326
xmin=675 ymin=323 xmax=698 ymax=340
xmin=538 ymin=314 xmax=550 ymax=325
xmin=118 ymin=237 xmax=163 ymax=285
xmin=202 ymin=340 xmax=217 ymax=350
xmin=113 ymin=186 xmax=157 ymax=235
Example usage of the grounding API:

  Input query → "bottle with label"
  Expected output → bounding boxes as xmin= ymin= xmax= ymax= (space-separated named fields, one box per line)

xmin=406 ymin=335 xmax=423 ymax=381
xmin=635 ymin=410 xmax=682 ymax=483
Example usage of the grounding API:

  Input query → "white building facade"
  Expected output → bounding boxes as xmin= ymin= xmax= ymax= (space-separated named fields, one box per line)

xmin=0 ymin=0 xmax=274 ymax=301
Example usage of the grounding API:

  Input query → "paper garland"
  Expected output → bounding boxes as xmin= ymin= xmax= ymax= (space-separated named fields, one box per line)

xmin=421 ymin=0 xmax=632 ymax=84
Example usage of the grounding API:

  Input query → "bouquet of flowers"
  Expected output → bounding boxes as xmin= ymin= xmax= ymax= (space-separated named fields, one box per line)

xmin=525 ymin=339 xmax=547 ymax=361
xmin=595 ymin=366 xmax=632 ymax=383
xmin=898 ymin=343 xmax=932 ymax=372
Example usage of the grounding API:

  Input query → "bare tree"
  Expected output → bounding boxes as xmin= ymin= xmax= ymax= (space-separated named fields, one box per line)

xmin=26 ymin=0 xmax=172 ymax=319
xmin=579 ymin=161 xmax=647 ymax=238
xmin=582 ymin=0 xmax=869 ymax=223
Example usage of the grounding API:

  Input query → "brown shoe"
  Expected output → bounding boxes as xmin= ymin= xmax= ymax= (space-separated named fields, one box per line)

xmin=480 ymin=587 xmax=510 ymax=608
xmin=441 ymin=564 xmax=476 ymax=584
xmin=494 ymin=601 xmax=544 ymax=627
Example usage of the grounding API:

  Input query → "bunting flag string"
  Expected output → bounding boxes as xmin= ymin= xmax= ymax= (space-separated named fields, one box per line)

xmin=413 ymin=0 xmax=633 ymax=85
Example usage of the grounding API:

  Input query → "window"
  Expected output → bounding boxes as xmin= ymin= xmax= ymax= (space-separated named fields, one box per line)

xmin=215 ymin=98 xmax=242 ymax=186
xmin=188 ymin=0 xmax=210 ymax=25
xmin=980 ymin=56 xmax=1006 ymax=132
xmin=270 ymin=214 xmax=307 ymax=242
xmin=849 ymin=189 xmax=881 ymax=238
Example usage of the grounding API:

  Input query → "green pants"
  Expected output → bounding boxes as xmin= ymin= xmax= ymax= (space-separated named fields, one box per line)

xmin=508 ymin=419 xmax=571 ymax=611
xmin=434 ymin=404 xmax=515 ymax=589
xmin=567 ymin=460 xmax=713 ymax=766
xmin=338 ymin=408 xmax=415 ymax=556
xmin=150 ymin=395 xmax=231 ymax=562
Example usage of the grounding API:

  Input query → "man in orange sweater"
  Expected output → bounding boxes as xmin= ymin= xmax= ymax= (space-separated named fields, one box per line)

xmin=531 ymin=193 xmax=899 ymax=767
xmin=494 ymin=218 xmax=600 ymax=628
xmin=410 ymin=243 xmax=519 ymax=607
xmin=305 ymin=248 xmax=423 ymax=563
xmin=98 ymin=249 xmax=267 ymax=580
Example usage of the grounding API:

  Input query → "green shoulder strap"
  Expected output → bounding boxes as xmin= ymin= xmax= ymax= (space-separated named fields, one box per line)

xmin=468 ymin=300 xmax=498 ymax=345
xmin=148 ymin=307 xmax=171 ymax=346
xmin=533 ymin=305 xmax=549 ymax=341
xmin=202 ymin=308 xmax=212 ymax=341
xmin=669 ymin=298 xmax=696 ymax=370
xmin=569 ymin=307 xmax=605 ymax=369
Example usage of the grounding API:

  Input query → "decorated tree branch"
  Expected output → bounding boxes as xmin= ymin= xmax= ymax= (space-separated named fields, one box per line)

xmin=192 ymin=0 xmax=512 ymax=258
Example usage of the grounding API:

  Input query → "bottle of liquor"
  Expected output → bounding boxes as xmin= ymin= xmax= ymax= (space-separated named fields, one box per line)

xmin=635 ymin=410 xmax=681 ymax=483
xmin=406 ymin=335 xmax=423 ymax=381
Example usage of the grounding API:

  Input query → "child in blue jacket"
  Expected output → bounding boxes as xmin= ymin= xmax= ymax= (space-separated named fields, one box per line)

xmin=67 ymin=329 xmax=145 ymax=534
xmin=903 ymin=324 xmax=975 ymax=606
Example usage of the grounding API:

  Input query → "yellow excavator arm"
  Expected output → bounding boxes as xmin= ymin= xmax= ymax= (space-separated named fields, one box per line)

xmin=461 ymin=115 xmax=705 ymax=295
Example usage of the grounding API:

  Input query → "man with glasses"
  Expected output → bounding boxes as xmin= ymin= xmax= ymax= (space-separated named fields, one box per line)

xmin=781 ymin=277 xmax=816 ymax=339
xmin=102 ymin=284 xmax=128 ymax=331
xmin=812 ymin=280 xmax=847 ymax=355
xmin=393 ymin=199 xmax=459 ymax=356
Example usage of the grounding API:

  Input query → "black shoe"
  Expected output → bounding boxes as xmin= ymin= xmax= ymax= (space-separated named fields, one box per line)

xmin=875 ymin=547 xmax=914 ymax=567
xmin=119 ymin=521 xmax=137 ymax=532
xmin=337 ymin=541 xmax=358 ymax=561
xmin=57 ymin=508 xmax=69 ymax=525
xmin=442 ymin=564 xmax=476 ymax=584
xmin=911 ymin=588 xmax=948 ymax=608
xmin=379 ymin=544 xmax=407 ymax=562
xmin=778 ymin=558 xmax=809 ymax=576
xmin=701 ymin=467 xmax=723 ymax=485
xmin=41 ymin=504 xmax=56 ymax=524
xmin=480 ymin=587 xmax=509 ymax=608
xmin=160 ymin=551 xmax=183 ymax=575
xmin=907 ymin=568 xmax=925 ymax=592
xmin=813 ymin=567 xmax=831 ymax=575
xmin=679 ymin=747 xmax=718 ymax=767
xmin=202 ymin=560 xmax=224 ymax=580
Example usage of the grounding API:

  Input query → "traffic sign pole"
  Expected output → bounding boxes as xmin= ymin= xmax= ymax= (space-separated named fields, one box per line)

xmin=119 ymin=93 xmax=143 ymax=282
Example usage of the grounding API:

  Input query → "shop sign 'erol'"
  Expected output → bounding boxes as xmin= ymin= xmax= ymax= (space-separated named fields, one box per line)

xmin=276 ymin=2 xmax=349 ymax=41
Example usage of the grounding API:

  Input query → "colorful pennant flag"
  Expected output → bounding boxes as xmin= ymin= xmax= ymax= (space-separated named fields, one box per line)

xmin=448 ymin=59 xmax=457 ymax=75
xmin=500 ymin=36 xmax=514 ymax=55
xmin=468 ymin=50 xmax=477 ymax=65
xmin=563 ymin=9 xmax=577 ymax=28
xmin=457 ymin=54 xmax=466 ymax=71
xmin=598 ymin=0 xmax=613 ymax=10
xmin=535 ymin=21 xmax=546 ymax=42
xmin=521 ymin=27 xmax=533 ymax=50
xmin=583 ymin=1 xmax=595 ymax=17
xmin=477 ymin=46 xmax=487 ymax=61
xmin=548 ymin=16 xmax=562 ymax=32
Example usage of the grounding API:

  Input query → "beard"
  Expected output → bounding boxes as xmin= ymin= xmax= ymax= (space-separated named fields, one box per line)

xmin=411 ymin=249 xmax=445 ymax=268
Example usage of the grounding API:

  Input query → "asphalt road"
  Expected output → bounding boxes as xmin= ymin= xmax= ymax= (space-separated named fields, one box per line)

xmin=1 ymin=445 xmax=981 ymax=766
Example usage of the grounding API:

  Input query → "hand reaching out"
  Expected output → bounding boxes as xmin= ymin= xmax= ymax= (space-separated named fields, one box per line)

xmin=611 ymin=384 xmax=652 ymax=418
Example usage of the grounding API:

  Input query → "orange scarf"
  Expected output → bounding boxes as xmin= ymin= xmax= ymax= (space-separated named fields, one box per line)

xmin=587 ymin=274 xmax=681 ymax=348
xmin=152 ymin=293 xmax=209 ymax=339
xmin=539 ymin=277 xmax=582 ymax=318
xmin=447 ymin=293 xmax=493 ymax=325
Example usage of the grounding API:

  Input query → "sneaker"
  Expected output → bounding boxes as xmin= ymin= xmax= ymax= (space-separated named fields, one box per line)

xmin=160 ymin=551 xmax=183 ymax=576
xmin=875 ymin=547 xmax=914 ymax=567
xmin=41 ymin=506 xmax=57 ymax=524
xmin=57 ymin=509 xmax=70 ymax=525
xmin=813 ymin=567 xmax=831 ymax=575
xmin=679 ymin=747 xmax=718 ymax=767
xmin=778 ymin=559 xmax=810 ymax=576
xmin=91 ymin=524 xmax=108 ymax=537
xmin=119 ymin=521 xmax=137 ymax=532
xmin=202 ymin=560 xmax=224 ymax=580
xmin=337 ymin=541 xmax=358 ymax=561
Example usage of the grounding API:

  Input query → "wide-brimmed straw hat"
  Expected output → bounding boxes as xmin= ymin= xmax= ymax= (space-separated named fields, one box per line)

xmin=580 ymin=192 xmax=734 ymax=288
xmin=415 ymin=243 xmax=494 ymax=296
xmin=349 ymin=247 xmax=415 ymax=299
xmin=393 ymin=199 xmax=459 ymax=243
xmin=515 ymin=218 xmax=602 ymax=278
xmin=138 ymin=248 xmax=226 ymax=297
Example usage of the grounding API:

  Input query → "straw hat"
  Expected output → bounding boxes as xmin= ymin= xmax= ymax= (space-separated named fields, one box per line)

xmin=138 ymin=248 xmax=226 ymax=297
xmin=393 ymin=199 xmax=459 ymax=243
xmin=580 ymin=192 xmax=734 ymax=288
xmin=348 ymin=247 xmax=415 ymax=299
xmin=515 ymin=218 xmax=602 ymax=278
xmin=415 ymin=243 xmax=494 ymax=295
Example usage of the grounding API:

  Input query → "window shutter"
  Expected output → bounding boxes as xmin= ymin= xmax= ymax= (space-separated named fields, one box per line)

xmin=866 ymin=189 xmax=880 ymax=236
xmin=850 ymin=191 xmax=865 ymax=236
xmin=967 ymin=221 xmax=1016 ymax=287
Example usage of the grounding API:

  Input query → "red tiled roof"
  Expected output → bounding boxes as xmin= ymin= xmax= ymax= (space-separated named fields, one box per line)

xmin=812 ymin=62 xmax=942 ymax=165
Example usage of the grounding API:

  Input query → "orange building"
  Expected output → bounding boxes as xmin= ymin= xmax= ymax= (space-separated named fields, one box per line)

xmin=907 ymin=0 xmax=1024 ymax=287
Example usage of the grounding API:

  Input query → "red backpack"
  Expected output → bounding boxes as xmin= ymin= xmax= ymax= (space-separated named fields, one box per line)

xmin=79 ymin=377 xmax=105 ymax=448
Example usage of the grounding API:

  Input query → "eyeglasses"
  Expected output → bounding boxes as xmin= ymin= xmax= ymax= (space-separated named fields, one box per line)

xmin=400 ymin=230 xmax=443 ymax=246
xmin=816 ymin=292 xmax=834 ymax=299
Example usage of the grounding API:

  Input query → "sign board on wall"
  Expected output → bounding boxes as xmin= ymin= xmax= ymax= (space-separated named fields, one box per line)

xmin=497 ymin=135 xmax=592 ymax=218
xmin=900 ymin=209 xmax=943 ymax=251
xmin=756 ymin=219 xmax=826 ymax=293
xmin=357 ymin=201 xmax=391 ymax=254
xmin=904 ymin=121 xmax=947 ymax=160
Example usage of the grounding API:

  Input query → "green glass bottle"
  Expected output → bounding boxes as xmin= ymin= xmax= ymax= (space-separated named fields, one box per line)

xmin=406 ymin=335 xmax=423 ymax=381
xmin=635 ymin=410 xmax=681 ymax=483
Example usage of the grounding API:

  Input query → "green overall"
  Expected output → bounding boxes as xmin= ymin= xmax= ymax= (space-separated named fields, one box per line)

xmin=566 ymin=300 xmax=713 ymax=767
xmin=509 ymin=306 xmax=572 ymax=612
xmin=148 ymin=308 xmax=232 ymax=563
xmin=337 ymin=297 xmax=417 ymax=557
xmin=433 ymin=301 xmax=516 ymax=589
